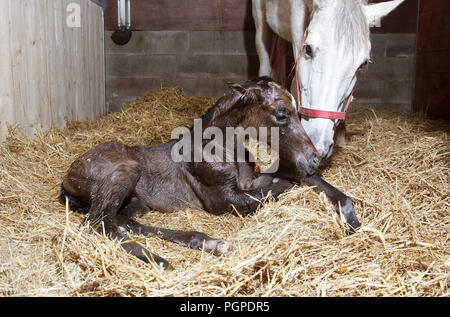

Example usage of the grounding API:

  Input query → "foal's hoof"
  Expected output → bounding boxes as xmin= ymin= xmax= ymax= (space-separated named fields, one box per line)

xmin=344 ymin=220 xmax=361 ymax=236
xmin=154 ymin=257 xmax=174 ymax=271
xmin=345 ymin=227 xmax=356 ymax=236
xmin=339 ymin=198 xmax=361 ymax=236
xmin=143 ymin=253 xmax=174 ymax=271
xmin=190 ymin=239 xmax=229 ymax=256
xmin=211 ymin=240 xmax=229 ymax=256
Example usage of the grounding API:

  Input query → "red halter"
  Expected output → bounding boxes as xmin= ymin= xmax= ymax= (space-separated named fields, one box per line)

xmin=295 ymin=29 xmax=354 ymax=128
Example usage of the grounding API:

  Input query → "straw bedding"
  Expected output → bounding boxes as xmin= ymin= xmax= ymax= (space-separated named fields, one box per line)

xmin=0 ymin=88 xmax=448 ymax=296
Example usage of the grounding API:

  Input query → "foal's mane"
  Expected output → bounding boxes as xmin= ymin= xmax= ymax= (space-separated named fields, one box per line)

xmin=193 ymin=77 xmax=274 ymax=128
xmin=198 ymin=90 xmax=243 ymax=126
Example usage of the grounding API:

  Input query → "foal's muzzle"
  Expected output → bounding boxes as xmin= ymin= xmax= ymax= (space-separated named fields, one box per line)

xmin=297 ymin=152 xmax=320 ymax=176
xmin=310 ymin=152 xmax=320 ymax=171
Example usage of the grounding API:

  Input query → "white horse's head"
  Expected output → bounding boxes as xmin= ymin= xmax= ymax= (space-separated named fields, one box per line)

xmin=298 ymin=0 xmax=404 ymax=159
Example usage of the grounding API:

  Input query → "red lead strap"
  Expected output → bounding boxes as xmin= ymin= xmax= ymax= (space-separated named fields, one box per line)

xmin=298 ymin=90 xmax=354 ymax=121
xmin=295 ymin=29 xmax=354 ymax=128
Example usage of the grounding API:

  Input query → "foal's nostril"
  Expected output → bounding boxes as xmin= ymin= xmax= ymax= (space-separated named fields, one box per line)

xmin=311 ymin=153 xmax=320 ymax=169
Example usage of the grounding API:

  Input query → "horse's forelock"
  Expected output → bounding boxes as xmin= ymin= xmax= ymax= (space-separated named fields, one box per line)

xmin=312 ymin=0 xmax=370 ymax=52
xmin=313 ymin=0 xmax=369 ymax=9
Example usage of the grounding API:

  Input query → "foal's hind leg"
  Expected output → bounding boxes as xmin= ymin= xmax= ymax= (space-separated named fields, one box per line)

xmin=85 ymin=160 xmax=141 ymax=231
xmin=93 ymin=194 xmax=171 ymax=269
xmin=115 ymin=196 xmax=229 ymax=257
xmin=119 ymin=231 xmax=171 ymax=270
xmin=126 ymin=219 xmax=229 ymax=257
xmin=85 ymin=161 xmax=171 ymax=269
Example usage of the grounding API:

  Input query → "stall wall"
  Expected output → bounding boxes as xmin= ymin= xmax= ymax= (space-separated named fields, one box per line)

xmin=105 ymin=0 xmax=418 ymax=113
xmin=357 ymin=0 xmax=418 ymax=112
xmin=0 ymin=0 xmax=105 ymax=141
xmin=414 ymin=0 xmax=450 ymax=119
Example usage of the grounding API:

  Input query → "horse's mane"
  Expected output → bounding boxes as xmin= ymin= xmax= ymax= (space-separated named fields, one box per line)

xmin=313 ymin=0 xmax=370 ymax=51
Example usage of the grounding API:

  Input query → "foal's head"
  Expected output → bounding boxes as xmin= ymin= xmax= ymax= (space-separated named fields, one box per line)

xmin=217 ymin=77 xmax=320 ymax=177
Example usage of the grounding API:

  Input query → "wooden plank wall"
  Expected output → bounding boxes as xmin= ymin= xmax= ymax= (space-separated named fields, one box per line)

xmin=414 ymin=0 xmax=450 ymax=119
xmin=104 ymin=0 xmax=416 ymax=32
xmin=104 ymin=0 xmax=258 ymax=31
xmin=0 ymin=0 xmax=105 ymax=141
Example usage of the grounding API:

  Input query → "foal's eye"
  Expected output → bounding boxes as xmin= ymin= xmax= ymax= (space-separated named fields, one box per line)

xmin=304 ymin=45 xmax=314 ymax=58
xmin=274 ymin=109 xmax=288 ymax=123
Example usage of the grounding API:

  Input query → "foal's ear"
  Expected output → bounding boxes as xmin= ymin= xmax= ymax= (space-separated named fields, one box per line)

xmin=228 ymin=83 xmax=246 ymax=94
xmin=228 ymin=82 xmax=263 ymax=102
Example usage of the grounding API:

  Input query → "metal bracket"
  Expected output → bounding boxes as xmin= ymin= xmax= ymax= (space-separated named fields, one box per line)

xmin=90 ymin=0 xmax=106 ymax=9
xmin=111 ymin=0 xmax=132 ymax=45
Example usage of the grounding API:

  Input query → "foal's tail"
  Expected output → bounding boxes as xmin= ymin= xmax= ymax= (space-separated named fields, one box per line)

xmin=59 ymin=184 xmax=91 ymax=214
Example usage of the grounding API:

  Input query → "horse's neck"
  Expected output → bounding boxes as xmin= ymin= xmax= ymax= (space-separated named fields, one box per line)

xmin=302 ymin=0 xmax=314 ymax=12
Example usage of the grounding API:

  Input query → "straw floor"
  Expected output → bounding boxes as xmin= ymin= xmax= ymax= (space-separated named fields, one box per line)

xmin=0 ymin=88 xmax=448 ymax=296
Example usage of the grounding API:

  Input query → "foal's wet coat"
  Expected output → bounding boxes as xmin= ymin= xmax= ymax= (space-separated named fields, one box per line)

xmin=60 ymin=77 xmax=360 ymax=269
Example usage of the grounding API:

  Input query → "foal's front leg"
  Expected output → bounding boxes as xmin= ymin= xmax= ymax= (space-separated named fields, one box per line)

xmin=302 ymin=174 xmax=361 ymax=234
xmin=237 ymin=161 xmax=275 ymax=190
xmin=213 ymin=178 xmax=293 ymax=215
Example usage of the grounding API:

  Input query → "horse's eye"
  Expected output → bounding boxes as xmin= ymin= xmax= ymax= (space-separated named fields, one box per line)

xmin=358 ymin=60 xmax=369 ymax=71
xmin=304 ymin=45 xmax=314 ymax=58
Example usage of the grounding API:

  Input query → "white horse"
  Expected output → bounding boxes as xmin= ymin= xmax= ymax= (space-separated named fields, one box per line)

xmin=252 ymin=0 xmax=404 ymax=160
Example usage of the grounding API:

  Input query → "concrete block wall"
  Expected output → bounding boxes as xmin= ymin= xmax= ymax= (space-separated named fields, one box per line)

xmin=106 ymin=31 xmax=416 ymax=113
xmin=355 ymin=33 xmax=417 ymax=111
xmin=106 ymin=30 xmax=259 ymax=113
